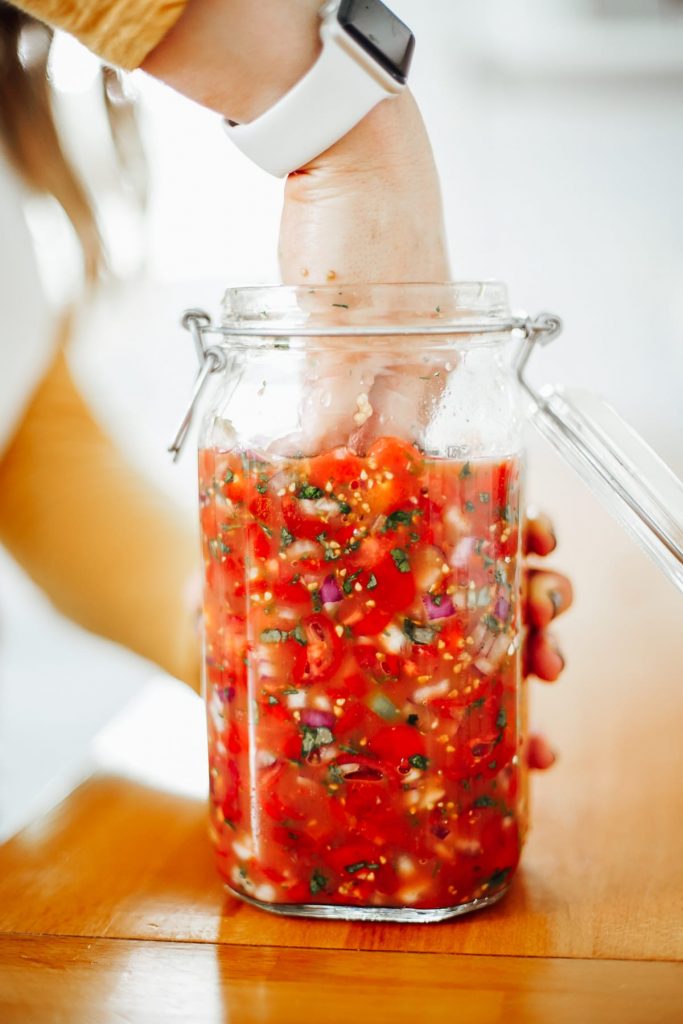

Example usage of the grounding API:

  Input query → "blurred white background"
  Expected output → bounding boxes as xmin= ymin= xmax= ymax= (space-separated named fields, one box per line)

xmin=1 ymin=0 xmax=682 ymax=836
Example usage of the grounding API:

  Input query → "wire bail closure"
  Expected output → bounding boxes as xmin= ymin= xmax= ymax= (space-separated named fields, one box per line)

xmin=168 ymin=308 xmax=563 ymax=460
xmin=168 ymin=310 xmax=227 ymax=462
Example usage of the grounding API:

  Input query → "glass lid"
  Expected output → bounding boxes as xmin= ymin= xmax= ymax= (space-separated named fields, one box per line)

xmin=517 ymin=319 xmax=683 ymax=594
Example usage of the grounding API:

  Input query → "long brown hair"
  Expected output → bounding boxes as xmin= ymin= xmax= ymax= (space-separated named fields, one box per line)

xmin=0 ymin=3 xmax=146 ymax=283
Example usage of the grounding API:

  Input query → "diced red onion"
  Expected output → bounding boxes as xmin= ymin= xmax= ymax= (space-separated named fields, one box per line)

xmin=301 ymin=708 xmax=336 ymax=730
xmin=422 ymin=593 xmax=455 ymax=620
xmin=431 ymin=822 xmax=451 ymax=840
xmin=494 ymin=594 xmax=510 ymax=621
xmin=321 ymin=574 xmax=343 ymax=604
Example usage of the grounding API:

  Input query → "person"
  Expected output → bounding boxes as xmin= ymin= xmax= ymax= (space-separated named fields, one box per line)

xmin=0 ymin=0 xmax=572 ymax=769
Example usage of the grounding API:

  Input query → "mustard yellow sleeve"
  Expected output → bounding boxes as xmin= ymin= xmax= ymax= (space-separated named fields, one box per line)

xmin=0 ymin=337 xmax=201 ymax=692
xmin=10 ymin=0 xmax=187 ymax=70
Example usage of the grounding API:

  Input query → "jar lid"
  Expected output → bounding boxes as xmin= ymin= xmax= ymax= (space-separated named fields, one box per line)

xmin=518 ymin=321 xmax=683 ymax=593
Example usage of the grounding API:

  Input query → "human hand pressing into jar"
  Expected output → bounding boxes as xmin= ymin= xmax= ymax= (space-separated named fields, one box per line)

xmin=8 ymin=0 xmax=572 ymax=769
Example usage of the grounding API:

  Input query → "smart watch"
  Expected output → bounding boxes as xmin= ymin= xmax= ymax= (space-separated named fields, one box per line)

xmin=223 ymin=0 xmax=415 ymax=178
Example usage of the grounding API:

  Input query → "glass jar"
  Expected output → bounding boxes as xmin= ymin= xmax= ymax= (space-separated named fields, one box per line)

xmin=174 ymin=281 xmax=682 ymax=923
xmin=196 ymin=282 xmax=535 ymax=922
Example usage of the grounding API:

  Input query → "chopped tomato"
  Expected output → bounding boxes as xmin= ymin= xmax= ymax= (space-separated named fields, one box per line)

xmin=201 ymin=443 xmax=522 ymax=912
xmin=293 ymin=614 xmax=343 ymax=685
xmin=307 ymin=448 xmax=364 ymax=490
xmin=368 ymin=724 xmax=427 ymax=765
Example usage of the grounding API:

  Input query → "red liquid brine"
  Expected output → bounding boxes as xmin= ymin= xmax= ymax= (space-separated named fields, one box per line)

xmin=200 ymin=437 xmax=525 ymax=916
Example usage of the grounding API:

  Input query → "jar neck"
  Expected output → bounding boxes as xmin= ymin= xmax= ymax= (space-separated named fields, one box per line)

xmin=219 ymin=281 xmax=513 ymax=349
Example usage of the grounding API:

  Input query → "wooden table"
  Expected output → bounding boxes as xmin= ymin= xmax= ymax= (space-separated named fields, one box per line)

xmin=1 ymin=452 xmax=682 ymax=1022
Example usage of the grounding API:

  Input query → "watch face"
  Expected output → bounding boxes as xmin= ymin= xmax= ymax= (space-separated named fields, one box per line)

xmin=338 ymin=0 xmax=415 ymax=84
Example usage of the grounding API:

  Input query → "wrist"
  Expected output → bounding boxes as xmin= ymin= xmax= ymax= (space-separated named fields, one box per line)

xmin=299 ymin=91 xmax=433 ymax=180
xmin=142 ymin=0 xmax=321 ymax=124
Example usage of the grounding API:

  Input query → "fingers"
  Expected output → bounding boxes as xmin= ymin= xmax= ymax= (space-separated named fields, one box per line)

xmin=526 ymin=733 xmax=557 ymax=771
xmin=526 ymin=569 xmax=573 ymax=630
xmin=525 ymin=628 xmax=565 ymax=681
xmin=524 ymin=510 xmax=557 ymax=556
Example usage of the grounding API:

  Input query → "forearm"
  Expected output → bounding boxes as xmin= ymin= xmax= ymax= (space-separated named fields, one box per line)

xmin=0 ymin=339 xmax=200 ymax=692
xmin=280 ymin=90 xmax=449 ymax=285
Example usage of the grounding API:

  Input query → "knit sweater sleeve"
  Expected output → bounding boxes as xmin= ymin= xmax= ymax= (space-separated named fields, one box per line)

xmin=9 ymin=0 xmax=187 ymax=69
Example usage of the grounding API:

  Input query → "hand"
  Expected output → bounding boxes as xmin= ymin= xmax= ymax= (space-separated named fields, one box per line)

xmin=278 ymin=90 xmax=450 ymax=451
xmin=523 ymin=511 xmax=574 ymax=770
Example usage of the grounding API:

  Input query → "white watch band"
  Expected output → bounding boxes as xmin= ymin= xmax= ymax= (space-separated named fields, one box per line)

xmin=224 ymin=4 xmax=408 ymax=178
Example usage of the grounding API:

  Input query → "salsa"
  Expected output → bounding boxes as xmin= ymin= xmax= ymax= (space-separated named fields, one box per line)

xmin=200 ymin=438 xmax=524 ymax=912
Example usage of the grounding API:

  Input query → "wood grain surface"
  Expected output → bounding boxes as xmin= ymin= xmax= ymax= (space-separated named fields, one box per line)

xmin=0 ymin=451 xmax=681 ymax=1021
xmin=1 ymin=935 xmax=681 ymax=1024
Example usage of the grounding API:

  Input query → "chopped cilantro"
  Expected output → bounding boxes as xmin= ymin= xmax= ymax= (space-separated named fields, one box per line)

xmin=337 ymin=500 xmax=352 ymax=515
xmin=260 ymin=629 xmax=287 ymax=643
xmin=301 ymin=725 xmax=335 ymax=757
xmin=309 ymin=869 xmax=328 ymax=894
xmin=403 ymin=619 xmax=436 ymax=645
xmin=465 ymin=501 xmax=475 ymax=513
xmin=256 ymin=479 xmax=268 ymax=494
xmin=267 ymin=695 xmax=279 ymax=705
xmin=208 ymin=538 xmax=231 ymax=560
xmin=223 ymin=469 xmax=234 ymax=484
xmin=332 ymin=302 xmax=349 ymax=309
xmin=496 ymin=707 xmax=507 ymax=730
xmin=257 ymin=520 xmax=272 ymax=537
xmin=328 ymin=764 xmax=345 ymax=786
xmin=299 ymin=483 xmax=324 ymax=500
xmin=317 ymin=533 xmax=340 ymax=562
xmin=483 ymin=613 xmax=502 ymax=634
xmin=366 ymin=573 xmax=378 ymax=591
xmin=345 ymin=861 xmax=380 ymax=874
xmin=479 ymin=491 xmax=490 ymax=504
xmin=311 ymin=590 xmax=322 ymax=613
xmin=409 ymin=754 xmax=429 ymax=770
xmin=280 ymin=526 xmax=295 ymax=548
xmin=473 ymin=795 xmax=497 ymax=808
xmin=342 ymin=570 xmax=362 ymax=594
xmin=407 ymin=713 xmax=419 ymax=727
xmin=384 ymin=508 xmax=415 ymax=531
xmin=486 ymin=867 xmax=511 ymax=888
xmin=369 ymin=693 xmax=399 ymax=721
xmin=390 ymin=547 xmax=411 ymax=573
xmin=290 ymin=623 xmax=307 ymax=646
xmin=459 ymin=462 xmax=472 ymax=479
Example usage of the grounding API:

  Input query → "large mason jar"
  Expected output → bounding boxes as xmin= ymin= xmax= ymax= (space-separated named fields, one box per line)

xmin=196 ymin=282 xmax=539 ymax=921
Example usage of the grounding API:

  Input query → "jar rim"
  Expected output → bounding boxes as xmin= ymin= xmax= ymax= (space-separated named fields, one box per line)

xmin=217 ymin=281 xmax=519 ymax=346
